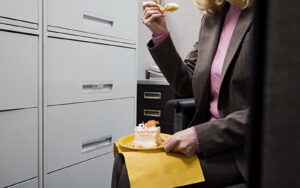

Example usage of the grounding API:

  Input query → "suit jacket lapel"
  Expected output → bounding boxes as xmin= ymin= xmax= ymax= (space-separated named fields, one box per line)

xmin=194 ymin=4 xmax=228 ymax=95
xmin=220 ymin=7 xmax=254 ymax=83
xmin=196 ymin=4 xmax=229 ymax=75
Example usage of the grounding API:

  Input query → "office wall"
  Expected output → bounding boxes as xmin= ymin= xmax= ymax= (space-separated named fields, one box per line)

xmin=137 ymin=0 xmax=203 ymax=80
xmin=163 ymin=0 xmax=202 ymax=58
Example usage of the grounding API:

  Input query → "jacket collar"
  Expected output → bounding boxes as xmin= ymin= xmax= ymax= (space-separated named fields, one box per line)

xmin=220 ymin=6 xmax=254 ymax=83
xmin=196 ymin=4 xmax=229 ymax=78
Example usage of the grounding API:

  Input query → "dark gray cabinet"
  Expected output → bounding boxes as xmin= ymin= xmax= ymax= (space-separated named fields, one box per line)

xmin=137 ymin=82 xmax=176 ymax=134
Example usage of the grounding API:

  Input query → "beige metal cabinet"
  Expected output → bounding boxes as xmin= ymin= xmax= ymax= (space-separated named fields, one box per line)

xmin=0 ymin=0 xmax=137 ymax=186
xmin=47 ymin=98 xmax=134 ymax=172
xmin=0 ymin=108 xmax=38 ymax=188
xmin=47 ymin=0 xmax=137 ymax=41
xmin=0 ymin=31 xmax=38 ymax=111
xmin=0 ymin=0 xmax=38 ymax=23
xmin=47 ymin=37 xmax=135 ymax=106
xmin=47 ymin=152 xmax=114 ymax=188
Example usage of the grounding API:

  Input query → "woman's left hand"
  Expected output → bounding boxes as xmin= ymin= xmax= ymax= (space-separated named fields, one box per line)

xmin=163 ymin=128 xmax=198 ymax=157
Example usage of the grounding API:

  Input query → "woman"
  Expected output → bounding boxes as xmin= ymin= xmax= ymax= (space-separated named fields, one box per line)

xmin=112 ymin=0 xmax=254 ymax=187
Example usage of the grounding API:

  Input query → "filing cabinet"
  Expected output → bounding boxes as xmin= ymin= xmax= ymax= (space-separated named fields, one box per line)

xmin=47 ymin=37 xmax=135 ymax=105
xmin=47 ymin=152 xmax=114 ymax=188
xmin=47 ymin=0 xmax=137 ymax=42
xmin=47 ymin=98 xmax=134 ymax=172
xmin=0 ymin=0 xmax=38 ymax=23
xmin=0 ymin=20 xmax=39 ymax=187
xmin=137 ymin=82 xmax=176 ymax=134
xmin=0 ymin=31 xmax=38 ymax=111
xmin=46 ymin=35 xmax=136 ymax=186
xmin=0 ymin=108 xmax=38 ymax=188
xmin=0 ymin=0 xmax=137 ymax=186
xmin=44 ymin=0 xmax=137 ymax=186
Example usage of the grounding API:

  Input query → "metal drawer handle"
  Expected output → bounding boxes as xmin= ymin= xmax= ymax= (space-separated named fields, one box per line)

xmin=144 ymin=109 xmax=161 ymax=117
xmin=144 ymin=92 xmax=161 ymax=100
xmin=82 ymin=81 xmax=113 ymax=94
xmin=82 ymin=135 xmax=112 ymax=154
xmin=83 ymin=12 xmax=114 ymax=26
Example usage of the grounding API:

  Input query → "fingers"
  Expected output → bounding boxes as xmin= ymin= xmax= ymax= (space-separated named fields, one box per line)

xmin=141 ymin=6 xmax=165 ymax=24
xmin=164 ymin=136 xmax=195 ymax=157
xmin=163 ymin=136 xmax=178 ymax=152
xmin=140 ymin=2 xmax=167 ymax=36
xmin=163 ymin=128 xmax=198 ymax=157
xmin=142 ymin=13 xmax=166 ymax=26
xmin=164 ymin=136 xmax=172 ymax=145
xmin=142 ymin=8 xmax=164 ymax=20
xmin=142 ymin=1 xmax=157 ymax=10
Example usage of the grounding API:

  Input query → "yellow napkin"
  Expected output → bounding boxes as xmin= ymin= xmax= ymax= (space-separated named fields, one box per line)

xmin=114 ymin=141 xmax=205 ymax=188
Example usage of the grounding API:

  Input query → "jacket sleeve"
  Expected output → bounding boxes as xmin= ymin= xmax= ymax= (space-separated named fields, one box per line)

xmin=195 ymin=108 xmax=249 ymax=156
xmin=148 ymin=35 xmax=198 ymax=97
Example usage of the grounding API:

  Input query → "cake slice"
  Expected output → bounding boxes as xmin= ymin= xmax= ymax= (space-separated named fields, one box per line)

xmin=133 ymin=120 xmax=161 ymax=148
xmin=164 ymin=3 xmax=179 ymax=12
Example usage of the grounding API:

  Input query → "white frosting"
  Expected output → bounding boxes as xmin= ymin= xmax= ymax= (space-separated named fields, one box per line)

xmin=135 ymin=126 xmax=158 ymax=132
xmin=135 ymin=123 xmax=159 ymax=132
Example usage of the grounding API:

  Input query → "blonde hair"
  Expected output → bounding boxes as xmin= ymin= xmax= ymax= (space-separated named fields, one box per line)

xmin=194 ymin=0 xmax=253 ymax=14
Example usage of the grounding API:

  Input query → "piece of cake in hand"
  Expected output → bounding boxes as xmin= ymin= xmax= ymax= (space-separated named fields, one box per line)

xmin=164 ymin=3 xmax=179 ymax=12
xmin=133 ymin=120 xmax=161 ymax=148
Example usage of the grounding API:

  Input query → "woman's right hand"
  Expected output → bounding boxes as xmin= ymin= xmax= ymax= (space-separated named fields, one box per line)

xmin=141 ymin=0 xmax=168 ymax=36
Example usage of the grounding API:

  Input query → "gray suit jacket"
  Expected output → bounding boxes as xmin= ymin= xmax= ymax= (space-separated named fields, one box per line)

xmin=148 ymin=4 xmax=254 ymax=180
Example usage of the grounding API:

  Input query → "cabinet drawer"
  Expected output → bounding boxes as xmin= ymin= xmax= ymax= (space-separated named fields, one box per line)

xmin=0 ymin=0 xmax=38 ymax=23
xmin=47 ymin=152 xmax=113 ymax=188
xmin=48 ymin=0 xmax=137 ymax=41
xmin=0 ymin=31 xmax=38 ymax=111
xmin=47 ymin=98 xmax=134 ymax=172
xmin=7 ymin=178 xmax=38 ymax=188
xmin=137 ymin=105 xmax=174 ymax=124
xmin=137 ymin=84 xmax=176 ymax=107
xmin=0 ymin=108 xmax=38 ymax=188
xmin=47 ymin=38 xmax=135 ymax=106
